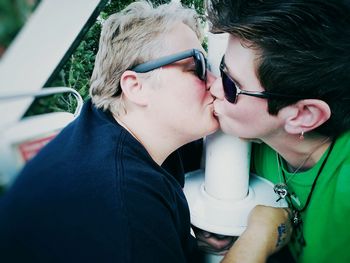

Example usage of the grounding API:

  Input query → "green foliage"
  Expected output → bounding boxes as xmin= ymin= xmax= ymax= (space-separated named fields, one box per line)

xmin=0 ymin=0 xmax=40 ymax=52
xmin=21 ymin=0 xmax=204 ymax=116
xmin=25 ymin=21 xmax=102 ymax=116
xmin=181 ymin=0 xmax=205 ymax=15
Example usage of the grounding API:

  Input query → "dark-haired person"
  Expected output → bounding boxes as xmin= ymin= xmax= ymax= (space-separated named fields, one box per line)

xmin=207 ymin=0 xmax=350 ymax=262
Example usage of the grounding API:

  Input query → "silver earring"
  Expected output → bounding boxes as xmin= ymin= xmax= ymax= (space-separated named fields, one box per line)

xmin=299 ymin=131 xmax=305 ymax=140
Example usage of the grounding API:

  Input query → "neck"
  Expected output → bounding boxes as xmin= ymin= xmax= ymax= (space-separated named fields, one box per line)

xmin=264 ymin=134 xmax=332 ymax=170
xmin=113 ymin=113 xmax=185 ymax=166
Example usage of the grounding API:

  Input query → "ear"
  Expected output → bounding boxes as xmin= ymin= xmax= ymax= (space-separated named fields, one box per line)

xmin=119 ymin=70 xmax=148 ymax=106
xmin=280 ymin=99 xmax=331 ymax=135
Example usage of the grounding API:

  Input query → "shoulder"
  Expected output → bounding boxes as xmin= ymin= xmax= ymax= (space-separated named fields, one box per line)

xmin=326 ymin=132 xmax=350 ymax=211
xmin=252 ymin=142 xmax=276 ymax=171
xmin=121 ymin=159 xmax=185 ymax=203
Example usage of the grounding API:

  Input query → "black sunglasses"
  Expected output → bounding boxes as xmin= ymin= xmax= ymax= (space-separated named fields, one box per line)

xmin=132 ymin=49 xmax=207 ymax=81
xmin=114 ymin=49 xmax=207 ymax=97
xmin=220 ymin=56 xmax=305 ymax=104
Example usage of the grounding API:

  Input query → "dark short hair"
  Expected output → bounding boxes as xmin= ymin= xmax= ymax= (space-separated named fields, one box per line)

xmin=208 ymin=0 xmax=350 ymax=137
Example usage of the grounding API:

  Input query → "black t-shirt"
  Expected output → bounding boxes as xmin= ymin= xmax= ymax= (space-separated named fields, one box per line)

xmin=0 ymin=100 xmax=200 ymax=262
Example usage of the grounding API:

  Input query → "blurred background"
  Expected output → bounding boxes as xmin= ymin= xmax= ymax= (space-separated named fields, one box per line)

xmin=0 ymin=0 xmax=205 ymax=116
xmin=0 ymin=0 xmax=205 ymax=193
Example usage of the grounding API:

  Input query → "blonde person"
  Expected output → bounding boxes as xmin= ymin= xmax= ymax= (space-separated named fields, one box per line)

xmin=0 ymin=1 xmax=291 ymax=262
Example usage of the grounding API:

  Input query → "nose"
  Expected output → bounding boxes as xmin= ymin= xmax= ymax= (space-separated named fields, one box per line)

xmin=209 ymin=75 xmax=225 ymax=100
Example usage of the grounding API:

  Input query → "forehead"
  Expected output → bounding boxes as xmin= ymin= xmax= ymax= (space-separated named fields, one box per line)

xmin=163 ymin=22 xmax=205 ymax=55
xmin=224 ymin=36 xmax=260 ymax=81
xmin=224 ymin=36 xmax=265 ymax=91
xmin=225 ymin=36 xmax=258 ymax=71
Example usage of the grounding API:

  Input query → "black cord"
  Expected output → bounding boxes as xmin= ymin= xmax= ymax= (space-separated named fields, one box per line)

xmin=280 ymin=139 xmax=335 ymax=212
xmin=278 ymin=139 xmax=336 ymax=248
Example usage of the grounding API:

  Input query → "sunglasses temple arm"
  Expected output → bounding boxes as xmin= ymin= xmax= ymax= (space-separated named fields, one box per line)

xmin=132 ymin=49 xmax=196 ymax=73
xmin=242 ymin=91 xmax=305 ymax=100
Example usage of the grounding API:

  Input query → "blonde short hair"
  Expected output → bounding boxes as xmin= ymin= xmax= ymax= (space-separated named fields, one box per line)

xmin=89 ymin=1 xmax=204 ymax=113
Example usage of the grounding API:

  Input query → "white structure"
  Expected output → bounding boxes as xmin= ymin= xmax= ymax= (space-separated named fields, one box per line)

xmin=0 ymin=0 xmax=105 ymax=129
xmin=0 ymin=87 xmax=83 ymax=187
xmin=183 ymin=33 xmax=287 ymax=263
xmin=0 ymin=0 xmax=105 ymax=187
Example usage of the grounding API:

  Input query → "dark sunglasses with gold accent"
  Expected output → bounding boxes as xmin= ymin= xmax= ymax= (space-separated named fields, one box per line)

xmin=220 ymin=56 xmax=305 ymax=104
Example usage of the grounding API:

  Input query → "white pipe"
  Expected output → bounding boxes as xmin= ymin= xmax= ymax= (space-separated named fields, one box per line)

xmin=205 ymin=33 xmax=251 ymax=201
xmin=204 ymin=131 xmax=251 ymax=200
xmin=0 ymin=87 xmax=83 ymax=118
xmin=0 ymin=0 xmax=102 ymax=127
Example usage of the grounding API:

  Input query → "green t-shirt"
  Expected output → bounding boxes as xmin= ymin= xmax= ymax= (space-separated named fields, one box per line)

xmin=252 ymin=131 xmax=350 ymax=263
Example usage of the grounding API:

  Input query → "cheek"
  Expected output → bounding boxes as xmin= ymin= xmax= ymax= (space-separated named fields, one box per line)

xmin=196 ymin=89 xmax=210 ymax=103
xmin=219 ymin=101 xmax=280 ymax=138
xmin=220 ymin=101 xmax=242 ymax=119
xmin=222 ymin=99 xmax=268 ymax=118
xmin=217 ymin=101 xmax=261 ymax=131
xmin=191 ymin=79 xmax=209 ymax=98
xmin=181 ymin=83 xmax=209 ymax=105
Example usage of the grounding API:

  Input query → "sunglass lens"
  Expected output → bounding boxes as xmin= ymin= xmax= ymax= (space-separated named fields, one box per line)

xmin=195 ymin=52 xmax=206 ymax=81
xmin=221 ymin=69 xmax=237 ymax=103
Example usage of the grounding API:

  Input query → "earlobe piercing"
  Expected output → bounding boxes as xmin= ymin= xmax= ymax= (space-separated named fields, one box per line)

xmin=299 ymin=130 xmax=305 ymax=140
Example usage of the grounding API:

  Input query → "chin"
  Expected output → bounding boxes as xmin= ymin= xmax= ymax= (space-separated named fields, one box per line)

xmin=208 ymin=126 xmax=219 ymax=136
xmin=209 ymin=120 xmax=220 ymax=134
xmin=199 ymin=123 xmax=219 ymax=139
xmin=244 ymin=138 xmax=263 ymax=143
xmin=219 ymin=124 xmax=235 ymax=136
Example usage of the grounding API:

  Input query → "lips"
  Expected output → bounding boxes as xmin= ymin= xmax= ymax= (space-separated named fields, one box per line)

xmin=212 ymin=100 xmax=221 ymax=116
xmin=208 ymin=99 xmax=215 ymax=105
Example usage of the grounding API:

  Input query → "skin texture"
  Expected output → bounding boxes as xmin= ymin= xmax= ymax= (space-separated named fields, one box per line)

xmin=211 ymin=36 xmax=283 ymax=141
xmin=211 ymin=36 xmax=331 ymax=169
xmin=118 ymin=22 xmax=219 ymax=165
xmin=202 ymin=35 xmax=332 ymax=263
xmin=222 ymin=206 xmax=292 ymax=263
xmin=195 ymin=205 xmax=292 ymax=263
